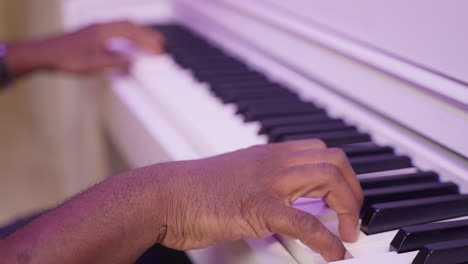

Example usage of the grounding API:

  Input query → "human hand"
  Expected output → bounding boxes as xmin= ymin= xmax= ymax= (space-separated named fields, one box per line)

xmin=0 ymin=140 xmax=362 ymax=264
xmin=5 ymin=21 xmax=164 ymax=76
xmin=154 ymin=139 xmax=363 ymax=262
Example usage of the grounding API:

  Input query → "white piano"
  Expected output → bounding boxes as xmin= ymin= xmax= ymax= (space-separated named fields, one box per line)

xmin=65 ymin=0 xmax=468 ymax=263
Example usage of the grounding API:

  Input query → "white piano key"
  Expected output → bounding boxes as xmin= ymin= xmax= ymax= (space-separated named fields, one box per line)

xmin=278 ymin=200 xmax=468 ymax=263
xmin=277 ymin=201 xmax=399 ymax=259
xmin=132 ymin=55 xmax=267 ymax=158
xmin=244 ymin=236 xmax=299 ymax=264
xmin=330 ymin=252 xmax=417 ymax=264
xmin=109 ymin=74 xmax=200 ymax=161
xmin=357 ymin=167 xmax=419 ymax=180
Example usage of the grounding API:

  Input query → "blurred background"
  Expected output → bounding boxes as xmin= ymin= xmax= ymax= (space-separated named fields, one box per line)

xmin=0 ymin=0 xmax=112 ymax=225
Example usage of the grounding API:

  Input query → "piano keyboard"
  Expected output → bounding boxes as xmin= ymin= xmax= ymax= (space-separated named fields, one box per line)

xmin=138 ymin=24 xmax=468 ymax=264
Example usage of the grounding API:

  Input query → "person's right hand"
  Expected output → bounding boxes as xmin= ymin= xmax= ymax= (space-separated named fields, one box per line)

xmin=0 ymin=139 xmax=362 ymax=264
xmin=150 ymin=139 xmax=363 ymax=262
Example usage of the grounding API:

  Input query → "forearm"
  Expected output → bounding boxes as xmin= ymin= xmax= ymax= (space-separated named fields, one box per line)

xmin=4 ymin=40 xmax=55 ymax=78
xmin=0 ymin=165 xmax=169 ymax=264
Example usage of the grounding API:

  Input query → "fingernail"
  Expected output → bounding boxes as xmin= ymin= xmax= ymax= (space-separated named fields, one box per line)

xmin=344 ymin=251 xmax=353 ymax=259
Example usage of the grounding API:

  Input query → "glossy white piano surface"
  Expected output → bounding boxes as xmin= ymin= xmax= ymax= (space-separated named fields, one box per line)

xmin=64 ymin=0 xmax=468 ymax=263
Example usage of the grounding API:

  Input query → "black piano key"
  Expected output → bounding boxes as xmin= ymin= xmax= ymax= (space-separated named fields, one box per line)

xmin=244 ymin=105 xmax=325 ymax=122
xmin=210 ymin=81 xmax=278 ymax=91
xmin=189 ymin=63 xmax=251 ymax=71
xmin=237 ymin=98 xmax=307 ymax=114
xmin=221 ymin=90 xmax=298 ymax=103
xmin=214 ymin=86 xmax=286 ymax=98
xmin=188 ymin=62 xmax=249 ymax=71
xmin=174 ymin=51 xmax=227 ymax=60
xmin=390 ymin=219 xmax=468 ymax=253
xmin=362 ymin=194 xmax=468 ymax=235
xmin=341 ymin=144 xmax=394 ymax=158
xmin=243 ymin=102 xmax=320 ymax=111
xmin=212 ymin=84 xmax=283 ymax=94
xmin=169 ymin=44 xmax=223 ymax=52
xmin=169 ymin=45 xmax=221 ymax=52
xmin=412 ymin=238 xmax=468 ymax=264
xmin=361 ymin=182 xmax=459 ymax=216
xmin=359 ymin=171 xmax=440 ymax=190
xmin=193 ymin=68 xmax=257 ymax=76
xmin=259 ymin=115 xmax=336 ymax=134
xmin=349 ymin=154 xmax=412 ymax=174
xmin=211 ymin=81 xmax=278 ymax=90
xmin=215 ymin=87 xmax=286 ymax=98
xmin=194 ymin=70 xmax=262 ymax=80
xmin=281 ymin=131 xmax=372 ymax=147
xmin=197 ymin=74 xmax=268 ymax=84
xmin=208 ymin=77 xmax=273 ymax=87
xmin=268 ymin=121 xmax=351 ymax=142
xmin=177 ymin=53 xmax=233 ymax=59
xmin=179 ymin=58 xmax=243 ymax=68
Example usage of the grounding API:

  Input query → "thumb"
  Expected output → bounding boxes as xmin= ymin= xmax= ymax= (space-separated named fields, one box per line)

xmin=93 ymin=52 xmax=130 ymax=72
xmin=265 ymin=202 xmax=351 ymax=262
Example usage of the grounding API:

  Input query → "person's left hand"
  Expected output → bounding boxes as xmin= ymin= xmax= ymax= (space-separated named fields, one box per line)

xmin=5 ymin=21 xmax=165 ymax=76
xmin=41 ymin=21 xmax=165 ymax=74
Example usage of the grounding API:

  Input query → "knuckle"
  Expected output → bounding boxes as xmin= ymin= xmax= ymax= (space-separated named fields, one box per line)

xmin=317 ymin=162 xmax=340 ymax=177
xmin=316 ymin=163 xmax=343 ymax=186
xmin=248 ymin=144 xmax=269 ymax=156
xmin=268 ymin=173 xmax=289 ymax=196
xmin=327 ymin=148 xmax=348 ymax=163
xmin=86 ymin=23 xmax=100 ymax=31
xmin=116 ymin=19 xmax=134 ymax=27
xmin=249 ymin=143 xmax=266 ymax=152
xmin=311 ymin=139 xmax=327 ymax=149
xmin=252 ymin=144 xmax=277 ymax=159
xmin=90 ymin=24 xmax=108 ymax=39
xmin=84 ymin=24 xmax=103 ymax=36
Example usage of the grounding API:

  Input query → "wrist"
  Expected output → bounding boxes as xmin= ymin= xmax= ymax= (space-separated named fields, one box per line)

xmin=122 ymin=164 xmax=172 ymax=245
xmin=4 ymin=40 xmax=56 ymax=77
xmin=0 ymin=44 xmax=12 ymax=87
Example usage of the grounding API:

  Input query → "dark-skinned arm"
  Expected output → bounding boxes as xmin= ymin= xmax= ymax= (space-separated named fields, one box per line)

xmin=0 ymin=140 xmax=362 ymax=263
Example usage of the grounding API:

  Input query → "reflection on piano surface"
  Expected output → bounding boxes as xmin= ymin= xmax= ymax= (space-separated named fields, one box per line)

xmin=102 ymin=0 xmax=468 ymax=263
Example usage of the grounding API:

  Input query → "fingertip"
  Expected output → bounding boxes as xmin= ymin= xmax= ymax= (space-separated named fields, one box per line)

xmin=320 ymin=240 xmax=348 ymax=262
xmin=151 ymin=46 xmax=165 ymax=55
xmin=338 ymin=216 xmax=360 ymax=243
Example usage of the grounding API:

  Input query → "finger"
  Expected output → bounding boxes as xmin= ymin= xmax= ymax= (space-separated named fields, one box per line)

xmin=92 ymin=52 xmax=130 ymax=72
xmin=265 ymin=201 xmax=351 ymax=262
xmin=130 ymin=26 xmax=165 ymax=54
xmin=270 ymin=164 xmax=360 ymax=242
xmin=101 ymin=21 xmax=165 ymax=54
xmin=266 ymin=139 xmax=327 ymax=153
xmin=280 ymin=148 xmax=363 ymax=207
